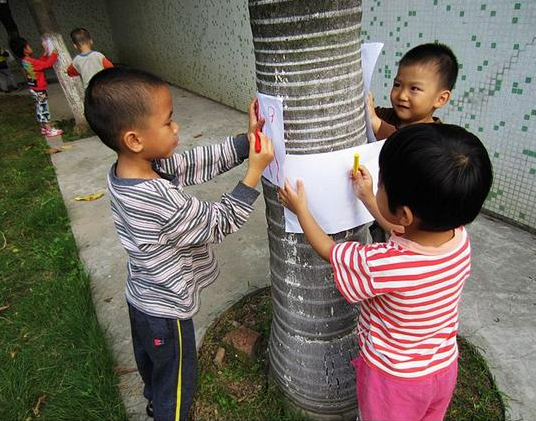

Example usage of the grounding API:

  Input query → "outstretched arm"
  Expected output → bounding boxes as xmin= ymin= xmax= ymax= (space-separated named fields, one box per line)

xmin=352 ymin=166 xmax=403 ymax=234
xmin=278 ymin=179 xmax=334 ymax=261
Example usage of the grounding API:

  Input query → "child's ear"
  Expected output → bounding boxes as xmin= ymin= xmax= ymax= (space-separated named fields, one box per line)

xmin=122 ymin=130 xmax=144 ymax=153
xmin=397 ymin=205 xmax=414 ymax=227
xmin=434 ymin=90 xmax=451 ymax=109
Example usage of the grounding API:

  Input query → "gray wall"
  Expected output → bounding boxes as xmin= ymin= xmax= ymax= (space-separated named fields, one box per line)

xmin=106 ymin=0 xmax=256 ymax=111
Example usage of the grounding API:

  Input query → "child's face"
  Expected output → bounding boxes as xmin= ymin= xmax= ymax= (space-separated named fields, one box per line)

xmin=390 ymin=63 xmax=449 ymax=126
xmin=136 ymin=86 xmax=179 ymax=159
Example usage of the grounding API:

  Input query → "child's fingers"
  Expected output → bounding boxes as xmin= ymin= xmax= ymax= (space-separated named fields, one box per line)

xmin=359 ymin=165 xmax=372 ymax=179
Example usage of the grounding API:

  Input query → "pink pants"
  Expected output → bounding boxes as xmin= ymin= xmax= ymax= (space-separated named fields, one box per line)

xmin=353 ymin=356 xmax=458 ymax=421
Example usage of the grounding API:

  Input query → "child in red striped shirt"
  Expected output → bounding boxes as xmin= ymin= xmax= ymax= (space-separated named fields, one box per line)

xmin=279 ymin=124 xmax=493 ymax=421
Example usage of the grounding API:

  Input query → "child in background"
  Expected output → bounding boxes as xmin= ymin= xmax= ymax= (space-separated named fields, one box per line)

xmin=10 ymin=36 xmax=63 ymax=137
xmin=0 ymin=46 xmax=19 ymax=92
xmin=67 ymin=28 xmax=113 ymax=89
xmin=368 ymin=42 xmax=458 ymax=140
xmin=84 ymin=66 xmax=273 ymax=421
xmin=279 ymin=124 xmax=492 ymax=421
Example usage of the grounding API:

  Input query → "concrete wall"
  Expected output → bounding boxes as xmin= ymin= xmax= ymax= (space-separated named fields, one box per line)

xmin=106 ymin=0 xmax=256 ymax=111
xmin=0 ymin=0 xmax=117 ymax=61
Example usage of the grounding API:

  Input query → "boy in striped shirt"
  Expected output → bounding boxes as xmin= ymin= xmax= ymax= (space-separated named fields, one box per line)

xmin=279 ymin=124 xmax=492 ymax=421
xmin=84 ymin=67 xmax=273 ymax=421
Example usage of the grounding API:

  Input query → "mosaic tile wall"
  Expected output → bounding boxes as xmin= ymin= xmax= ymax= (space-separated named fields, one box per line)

xmin=362 ymin=0 xmax=536 ymax=230
xmin=0 ymin=0 xmax=117 ymax=62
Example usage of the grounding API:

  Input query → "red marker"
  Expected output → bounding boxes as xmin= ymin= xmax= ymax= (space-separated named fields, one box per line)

xmin=254 ymin=99 xmax=262 ymax=153
xmin=255 ymin=128 xmax=261 ymax=153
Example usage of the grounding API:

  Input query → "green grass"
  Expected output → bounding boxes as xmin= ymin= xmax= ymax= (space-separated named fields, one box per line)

xmin=0 ymin=95 xmax=126 ymax=420
xmin=55 ymin=118 xmax=95 ymax=142
xmin=193 ymin=288 xmax=506 ymax=421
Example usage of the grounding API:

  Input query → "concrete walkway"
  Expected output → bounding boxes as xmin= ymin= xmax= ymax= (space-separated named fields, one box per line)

xmin=41 ymin=83 xmax=535 ymax=421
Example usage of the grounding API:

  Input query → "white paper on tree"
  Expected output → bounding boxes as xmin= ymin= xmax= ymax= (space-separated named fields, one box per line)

xmin=42 ymin=37 xmax=54 ymax=56
xmin=361 ymin=42 xmax=384 ymax=142
xmin=284 ymin=140 xmax=386 ymax=234
xmin=256 ymin=92 xmax=285 ymax=187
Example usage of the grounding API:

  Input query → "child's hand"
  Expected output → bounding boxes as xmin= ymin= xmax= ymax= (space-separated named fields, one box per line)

xmin=352 ymin=165 xmax=375 ymax=205
xmin=248 ymin=97 xmax=265 ymax=140
xmin=367 ymin=92 xmax=381 ymax=135
xmin=278 ymin=178 xmax=308 ymax=215
xmin=242 ymin=131 xmax=273 ymax=188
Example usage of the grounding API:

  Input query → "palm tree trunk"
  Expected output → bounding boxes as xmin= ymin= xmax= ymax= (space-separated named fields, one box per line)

xmin=249 ymin=1 xmax=368 ymax=419
xmin=25 ymin=0 xmax=88 ymax=134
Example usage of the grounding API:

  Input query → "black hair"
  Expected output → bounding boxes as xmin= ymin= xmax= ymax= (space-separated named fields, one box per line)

xmin=379 ymin=124 xmax=493 ymax=231
xmin=399 ymin=42 xmax=459 ymax=91
xmin=9 ymin=36 xmax=28 ymax=59
xmin=70 ymin=28 xmax=91 ymax=46
xmin=84 ymin=67 xmax=168 ymax=151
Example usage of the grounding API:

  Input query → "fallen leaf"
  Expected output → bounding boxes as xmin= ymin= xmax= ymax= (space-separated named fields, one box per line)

xmin=10 ymin=349 xmax=18 ymax=358
xmin=104 ymin=297 xmax=113 ymax=303
xmin=0 ymin=304 xmax=11 ymax=313
xmin=74 ymin=192 xmax=104 ymax=201
xmin=193 ymin=133 xmax=203 ymax=139
xmin=24 ymin=145 xmax=33 ymax=151
xmin=32 ymin=395 xmax=47 ymax=417
xmin=60 ymin=145 xmax=73 ymax=150
xmin=44 ymin=148 xmax=61 ymax=154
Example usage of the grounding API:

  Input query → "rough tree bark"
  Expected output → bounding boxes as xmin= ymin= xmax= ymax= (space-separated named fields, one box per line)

xmin=249 ymin=1 xmax=368 ymax=420
xmin=25 ymin=0 xmax=88 ymax=134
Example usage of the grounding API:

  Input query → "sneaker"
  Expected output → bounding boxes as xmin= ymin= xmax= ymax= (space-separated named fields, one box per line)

xmin=146 ymin=400 xmax=153 ymax=418
xmin=44 ymin=127 xmax=63 ymax=137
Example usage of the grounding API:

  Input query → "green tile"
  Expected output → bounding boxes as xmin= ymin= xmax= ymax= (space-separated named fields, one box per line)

xmin=476 ymin=42 xmax=481 ymax=47
xmin=529 ymin=168 xmax=536 ymax=175
xmin=519 ymin=212 xmax=526 ymax=220
xmin=446 ymin=5 xmax=451 ymax=11
xmin=515 ymin=3 xmax=521 ymax=9
xmin=477 ymin=65 xmax=483 ymax=71
xmin=461 ymin=75 xmax=466 ymax=80
xmin=525 ymin=114 xmax=530 ymax=120
xmin=500 ymin=121 xmax=505 ymax=126
xmin=513 ymin=82 xmax=519 ymax=87
xmin=494 ymin=152 xmax=499 ymax=158
xmin=481 ymin=4 xmax=486 ymax=10
xmin=514 ymin=43 xmax=519 ymax=50
xmin=491 ymin=10 xmax=496 ymax=16
xmin=494 ymin=125 xmax=499 ymax=130
xmin=491 ymin=42 xmax=497 ymax=48
xmin=522 ymin=126 xmax=528 ymax=132
xmin=483 ymin=60 xmax=488 ymax=66
xmin=512 ymin=17 xmax=518 ymax=23
xmin=478 ymin=127 xmax=484 ymax=133
xmin=532 ymin=109 xmax=536 ymax=116
xmin=471 ymin=35 xmax=477 ymax=41
xmin=434 ymin=0 xmax=438 ymax=4
xmin=526 ymin=77 xmax=531 ymax=83
xmin=419 ymin=32 xmax=423 ymax=38
xmin=499 ymin=205 xmax=505 ymax=211
xmin=459 ymin=11 xmax=464 ymax=17
xmin=518 ymin=88 xmax=524 ymax=94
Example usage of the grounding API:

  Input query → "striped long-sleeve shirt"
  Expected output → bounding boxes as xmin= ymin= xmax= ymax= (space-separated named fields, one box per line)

xmin=330 ymin=227 xmax=470 ymax=379
xmin=108 ymin=135 xmax=258 ymax=319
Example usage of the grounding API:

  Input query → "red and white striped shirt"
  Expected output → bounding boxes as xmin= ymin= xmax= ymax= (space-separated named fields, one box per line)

xmin=330 ymin=227 xmax=470 ymax=379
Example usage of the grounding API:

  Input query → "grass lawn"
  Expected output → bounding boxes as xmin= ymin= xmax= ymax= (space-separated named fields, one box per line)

xmin=0 ymin=95 xmax=126 ymax=420
xmin=193 ymin=288 xmax=507 ymax=421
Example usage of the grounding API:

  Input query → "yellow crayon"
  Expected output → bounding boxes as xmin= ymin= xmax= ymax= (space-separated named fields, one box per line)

xmin=353 ymin=152 xmax=360 ymax=177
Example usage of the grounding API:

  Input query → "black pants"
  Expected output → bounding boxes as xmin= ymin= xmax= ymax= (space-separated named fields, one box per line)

xmin=128 ymin=304 xmax=197 ymax=421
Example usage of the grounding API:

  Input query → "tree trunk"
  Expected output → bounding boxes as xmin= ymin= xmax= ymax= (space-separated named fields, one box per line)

xmin=25 ymin=0 xmax=88 ymax=133
xmin=249 ymin=1 xmax=368 ymax=420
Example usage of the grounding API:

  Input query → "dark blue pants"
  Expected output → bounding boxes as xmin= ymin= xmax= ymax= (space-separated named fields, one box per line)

xmin=128 ymin=304 xmax=197 ymax=421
